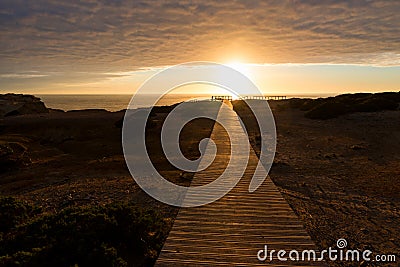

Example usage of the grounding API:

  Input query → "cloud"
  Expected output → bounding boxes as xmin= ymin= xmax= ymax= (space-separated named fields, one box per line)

xmin=0 ymin=72 xmax=49 ymax=79
xmin=0 ymin=0 xmax=399 ymax=77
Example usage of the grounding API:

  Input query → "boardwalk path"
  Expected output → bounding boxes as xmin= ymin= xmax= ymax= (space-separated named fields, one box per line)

xmin=156 ymin=101 xmax=325 ymax=266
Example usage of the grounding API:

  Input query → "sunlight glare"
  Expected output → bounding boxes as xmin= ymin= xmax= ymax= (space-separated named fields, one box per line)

xmin=225 ymin=61 xmax=252 ymax=80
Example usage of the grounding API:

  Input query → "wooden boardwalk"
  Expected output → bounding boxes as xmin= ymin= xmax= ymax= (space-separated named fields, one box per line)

xmin=156 ymin=102 xmax=325 ymax=266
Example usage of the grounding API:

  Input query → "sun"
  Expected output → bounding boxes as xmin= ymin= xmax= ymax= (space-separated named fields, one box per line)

xmin=219 ymin=60 xmax=255 ymax=99
xmin=224 ymin=61 xmax=252 ymax=78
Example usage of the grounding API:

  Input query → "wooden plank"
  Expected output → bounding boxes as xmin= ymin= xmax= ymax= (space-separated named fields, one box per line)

xmin=156 ymin=102 xmax=325 ymax=266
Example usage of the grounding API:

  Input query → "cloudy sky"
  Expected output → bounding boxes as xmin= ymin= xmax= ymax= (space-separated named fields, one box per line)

xmin=0 ymin=0 xmax=399 ymax=94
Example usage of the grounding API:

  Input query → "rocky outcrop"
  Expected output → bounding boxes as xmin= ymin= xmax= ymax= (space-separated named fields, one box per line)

xmin=0 ymin=94 xmax=49 ymax=117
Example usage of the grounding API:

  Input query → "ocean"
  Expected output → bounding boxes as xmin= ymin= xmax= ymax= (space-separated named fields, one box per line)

xmin=38 ymin=93 xmax=333 ymax=112
xmin=38 ymin=94 xmax=213 ymax=112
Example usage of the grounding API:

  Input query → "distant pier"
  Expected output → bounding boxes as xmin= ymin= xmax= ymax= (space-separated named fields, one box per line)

xmin=211 ymin=95 xmax=286 ymax=101
xmin=211 ymin=95 xmax=233 ymax=101
xmin=243 ymin=95 xmax=287 ymax=100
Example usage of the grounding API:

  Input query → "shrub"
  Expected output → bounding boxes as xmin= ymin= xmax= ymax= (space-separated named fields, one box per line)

xmin=374 ymin=92 xmax=400 ymax=102
xmin=303 ymin=92 xmax=400 ymax=119
xmin=299 ymin=99 xmax=325 ymax=111
xmin=353 ymin=96 xmax=398 ymax=112
xmin=0 ymin=198 xmax=168 ymax=267
xmin=0 ymin=143 xmax=30 ymax=173
xmin=0 ymin=197 xmax=39 ymax=233
xmin=305 ymin=102 xmax=350 ymax=120
xmin=285 ymin=98 xmax=308 ymax=109
xmin=334 ymin=93 xmax=372 ymax=103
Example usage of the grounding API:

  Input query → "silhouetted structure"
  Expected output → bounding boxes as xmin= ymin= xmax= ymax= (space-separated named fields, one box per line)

xmin=211 ymin=95 xmax=287 ymax=101
xmin=211 ymin=95 xmax=233 ymax=101
xmin=243 ymin=95 xmax=287 ymax=100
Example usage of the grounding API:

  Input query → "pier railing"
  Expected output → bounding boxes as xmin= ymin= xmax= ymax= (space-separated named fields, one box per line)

xmin=211 ymin=95 xmax=287 ymax=101
xmin=211 ymin=96 xmax=233 ymax=101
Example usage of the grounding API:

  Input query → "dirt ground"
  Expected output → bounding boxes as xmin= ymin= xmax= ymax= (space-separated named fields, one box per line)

xmin=1 ymin=101 xmax=399 ymax=266
xmin=0 ymin=108 xmax=212 ymax=215
xmin=238 ymin=100 xmax=400 ymax=266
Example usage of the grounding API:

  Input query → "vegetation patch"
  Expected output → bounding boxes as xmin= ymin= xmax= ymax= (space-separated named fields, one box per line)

xmin=304 ymin=102 xmax=350 ymax=120
xmin=0 ymin=197 xmax=169 ymax=267
xmin=285 ymin=92 xmax=400 ymax=119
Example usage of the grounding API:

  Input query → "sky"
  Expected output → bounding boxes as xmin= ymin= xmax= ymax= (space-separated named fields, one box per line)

xmin=0 ymin=0 xmax=399 ymax=95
